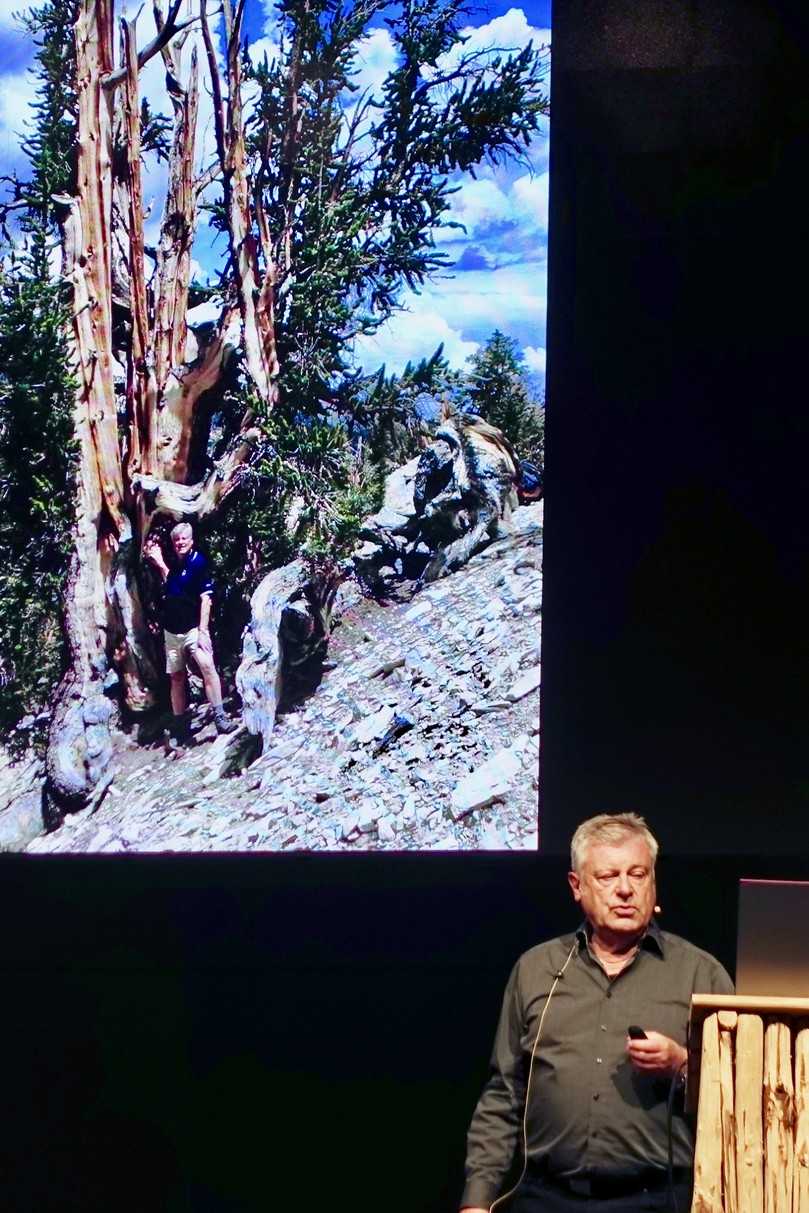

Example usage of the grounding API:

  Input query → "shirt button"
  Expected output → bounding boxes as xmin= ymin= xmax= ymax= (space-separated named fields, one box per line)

xmin=600 ymin=1025 xmax=607 ymax=1031
xmin=593 ymin=1093 xmax=600 ymax=1100
xmin=596 ymin=1057 xmax=602 ymax=1064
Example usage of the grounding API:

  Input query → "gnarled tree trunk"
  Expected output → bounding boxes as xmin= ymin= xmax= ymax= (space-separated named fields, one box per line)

xmin=48 ymin=0 xmax=269 ymax=813
xmin=47 ymin=0 xmax=128 ymax=815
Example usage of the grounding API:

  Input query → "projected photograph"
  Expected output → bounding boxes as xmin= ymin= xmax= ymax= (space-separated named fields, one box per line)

xmin=0 ymin=0 xmax=549 ymax=853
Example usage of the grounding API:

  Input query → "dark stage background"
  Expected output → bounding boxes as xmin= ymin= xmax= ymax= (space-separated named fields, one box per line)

xmin=4 ymin=853 xmax=809 ymax=1212
xmin=542 ymin=0 xmax=809 ymax=853
xmin=5 ymin=1 xmax=809 ymax=1209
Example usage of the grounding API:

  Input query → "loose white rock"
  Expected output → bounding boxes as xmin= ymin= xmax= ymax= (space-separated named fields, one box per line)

xmin=349 ymin=706 xmax=395 ymax=746
xmin=404 ymin=599 xmax=433 ymax=622
xmin=507 ymin=665 xmax=541 ymax=702
xmin=450 ymin=747 xmax=523 ymax=818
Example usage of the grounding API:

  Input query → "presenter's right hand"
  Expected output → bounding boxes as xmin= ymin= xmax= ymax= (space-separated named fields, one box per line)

xmin=626 ymin=1030 xmax=687 ymax=1077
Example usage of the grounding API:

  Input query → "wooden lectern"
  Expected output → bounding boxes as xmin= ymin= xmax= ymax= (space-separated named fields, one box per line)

xmin=687 ymin=994 xmax=809 ymax=1213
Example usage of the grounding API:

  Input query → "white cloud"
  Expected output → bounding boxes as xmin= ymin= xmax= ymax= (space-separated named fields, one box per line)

xmin=352 ymin=255 xmax=548 ymax=376
xmin=444 ymin=178 xmax=511 ymax=236
xmin=350 ymin=26 xmax=398 ymax=97
xmin=460 ymin=10 xmax=550 ymax=60
xmin=526 ymin=131 xmax=550 ymax=176
xmin=420 ymin=263 xmax=546 ymax=335
xmin=248 ymin=34 xmax=282 ymax=68
xmin=427 ymin=9 xmax=550 ymax=77
xmin=436 ymin=167 xmax=549 ymax=250
xmin=354 ymin=306 xmax=478 ymax=375
xmin=0 ymin=0 xmax=25 ymax=30
xmin=257 ymin=0 xmax=283 ymax=40
xmin=512 ymin=170 xmax=549 ymax=233
xmin=0 ymin=70 xmax=36 ymax=142
xmin=523 ymin=345 xmax=546 ymax=375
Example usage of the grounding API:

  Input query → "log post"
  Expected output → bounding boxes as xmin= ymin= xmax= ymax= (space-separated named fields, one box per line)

xmin=737 ymin=1014 xmax=765 ymax=1213
xmin=720 ymin=1010 xmax=739 ymax=1213
xmin=764 ymin=1020 xmax=794 ymax=1213
xmin=793 ymin=1024 xmax=809 ymax=1213
xmin=693 ymin=1012 xmax=724 ymax=1213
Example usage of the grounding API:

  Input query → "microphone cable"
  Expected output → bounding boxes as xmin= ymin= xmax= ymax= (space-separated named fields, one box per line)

xmin=489 ymin=938 xmax=579 ymax=1213
xmin=665 ymin=1059 xmax=688 ymax=1213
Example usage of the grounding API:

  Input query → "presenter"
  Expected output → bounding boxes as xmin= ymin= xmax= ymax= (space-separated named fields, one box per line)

xmin=461 ymin=812 xmax=733 ymax=1212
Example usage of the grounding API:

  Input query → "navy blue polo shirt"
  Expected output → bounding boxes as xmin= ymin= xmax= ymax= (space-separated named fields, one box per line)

xmin=162 ymin=550 xmax=214 ymax=634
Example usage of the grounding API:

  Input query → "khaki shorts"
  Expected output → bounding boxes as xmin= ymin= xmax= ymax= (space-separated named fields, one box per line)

xmin=164 ymin=628 xmax=201 ymax=674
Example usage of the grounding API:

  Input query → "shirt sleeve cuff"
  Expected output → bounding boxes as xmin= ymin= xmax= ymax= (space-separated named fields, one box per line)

xmin=460 ymin=1178 xmax=499 ymax=1209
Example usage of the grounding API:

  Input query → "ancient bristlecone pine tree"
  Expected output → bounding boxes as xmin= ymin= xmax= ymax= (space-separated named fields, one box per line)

xmin=49 ymin=0 xmax=278 ymax=809
xmin=41 ymin=0 xmax=548 ymax=814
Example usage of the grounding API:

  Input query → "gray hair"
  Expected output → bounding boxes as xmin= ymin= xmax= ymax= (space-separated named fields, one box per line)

xmin=570 ymin=813 xmax=659 ymax=874
xmin=170 ymin=522 xmax=193 ymax=540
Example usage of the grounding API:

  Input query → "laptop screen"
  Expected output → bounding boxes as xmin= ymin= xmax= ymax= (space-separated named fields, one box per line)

xmin=736 ymin=879 xmax=809 ymax=996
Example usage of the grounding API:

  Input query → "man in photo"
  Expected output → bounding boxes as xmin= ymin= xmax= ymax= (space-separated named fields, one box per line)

xmin=144 ymin=522 xmax=237 ymax=742
xmin=461 ymin=812 xmax=733 ymax=1212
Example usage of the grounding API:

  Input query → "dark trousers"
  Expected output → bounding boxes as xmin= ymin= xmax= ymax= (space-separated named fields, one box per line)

xmin=509 ymin=1172 xmax=692 ymax=1213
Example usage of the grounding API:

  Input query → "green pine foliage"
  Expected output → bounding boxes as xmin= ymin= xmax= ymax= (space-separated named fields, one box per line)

xmin=256 ymin=412 xmax=384 ymax=559
xmin=0 ymin=0 xmax=549 ymax=716
xmin=210 ymin=0 xmax=546 ymax=587
xmin=17 ymin=0 xmax=78 ymax=260
xmin=0 ymin=0 xmax=78 ymax=731
xmin=206 ymin=403 xmax=383 ymax=654
xmin=0 ymin=253 xmax=77 ymax=729
xmin=466 ymin=330 xmax=544 ymax=465
xmin=238 ymin=0 xmax=548 ymax=420
xmin=336 ymin=345 xmax=464 ymax=469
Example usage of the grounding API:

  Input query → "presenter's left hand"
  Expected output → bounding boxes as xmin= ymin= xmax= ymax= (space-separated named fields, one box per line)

xmin=626 ymin=1031 xmax=687 ymax=1078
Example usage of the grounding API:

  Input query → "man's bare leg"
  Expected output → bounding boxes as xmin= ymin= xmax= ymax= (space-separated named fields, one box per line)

xmin=193 ymin=647 xmax=236 ymax=733
xmin=169 ymin=671 xmax=187 ymax=715
xmin=195 ymin=651 xmax=224 ymax=709
xmin=168 ymin=671 xmax=192 ymax=743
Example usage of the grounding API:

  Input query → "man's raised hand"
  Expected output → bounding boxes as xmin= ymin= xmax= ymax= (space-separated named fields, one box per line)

xmin=143 ymin=535 xmax=168 ymax=578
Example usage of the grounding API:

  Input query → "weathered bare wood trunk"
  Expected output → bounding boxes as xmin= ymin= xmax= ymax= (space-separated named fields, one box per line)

xmin=48 ymin=0 xmax=127 ymax=811
xmin=764 ymin=1020 xmax=794 ymax=1213
xmin=49 ymin=0 xmax=277 ymax=810
xmin=720 ymin=1010 xmax=740 ymax=1213
xmin=121 ymin=16 xmax=159 ymax=485
xmin=153 ymin=19 xmax=198 ymax=395
xmin=693 ymin=1012 xmax=724 ymax=1213
xmin=149 ymin=19 xmax=237 ymax=488
xmin=236 ymin=560 xmax=343 ymax=750
xmin=200 ymin=0 xmax=279 ymax=410
xmin=794 ymin=1025 xmax=809 ymax=1213
xmin=737 ymin=1014 xmax=765 ymax=1213
xmin=129 ymin=2 xmax=243 ymax=500
xmin=72 ymin=0 xmax=128 ymax=537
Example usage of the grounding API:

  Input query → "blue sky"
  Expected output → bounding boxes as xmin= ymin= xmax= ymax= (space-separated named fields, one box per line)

xmin=0 ymin=0 xmax=550 ymax=385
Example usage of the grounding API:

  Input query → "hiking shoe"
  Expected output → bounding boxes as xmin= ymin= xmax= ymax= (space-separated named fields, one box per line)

xmin=169 ymin=713 xmax=192 ymax=745
xmin=213 ymin=707 xmax=237 ymax=735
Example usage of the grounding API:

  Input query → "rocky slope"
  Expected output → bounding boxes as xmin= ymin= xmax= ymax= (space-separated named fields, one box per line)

xmin=9 ymin=501 xmax=541 ymax=854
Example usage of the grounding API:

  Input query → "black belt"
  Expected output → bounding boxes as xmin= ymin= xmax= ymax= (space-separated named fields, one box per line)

xmin=531 ymin=1166 xmax=691 ymax=1199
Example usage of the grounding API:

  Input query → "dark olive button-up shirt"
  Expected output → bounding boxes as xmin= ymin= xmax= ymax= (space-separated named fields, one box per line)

xmin=461 ymin=923 xmax=734 ymax=1210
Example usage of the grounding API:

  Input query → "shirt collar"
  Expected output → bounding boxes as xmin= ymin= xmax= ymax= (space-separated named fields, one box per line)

xmin=575 ymin=918 xmax=665 ymax=956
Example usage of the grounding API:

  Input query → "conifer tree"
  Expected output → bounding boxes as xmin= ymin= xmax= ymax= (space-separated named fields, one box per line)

xmin=3 ymin=0 xmax=549 ymax=807
xmin=0 ymin=0 xmax=78 ymax=732
xmin=466 ymin=329 xmax=544 ymax=466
